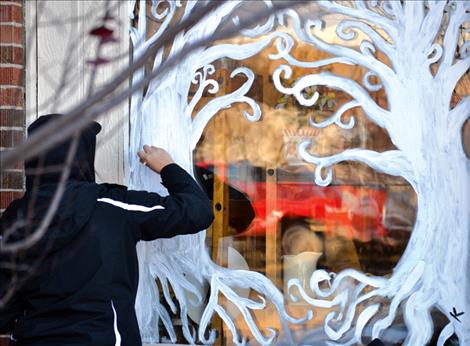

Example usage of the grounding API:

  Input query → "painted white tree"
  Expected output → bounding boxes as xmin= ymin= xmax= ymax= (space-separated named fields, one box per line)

xmin=271 ymin=1 xmax=470 ymax=345
xmin=128 ymin=1 xmax=309 ymax=345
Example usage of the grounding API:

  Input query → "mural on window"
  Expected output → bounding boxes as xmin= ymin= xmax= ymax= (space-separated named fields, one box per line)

xmin=129 ymin=1 xmax=470 ymax=345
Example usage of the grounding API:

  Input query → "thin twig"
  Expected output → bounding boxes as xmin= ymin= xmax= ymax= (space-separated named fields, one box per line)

xmin=0 ymin=133 xmax=80 ymax=253
xmin=0 ymin=0 xmax=223 ymax=170
xmin=0 ymin=1 xmax=308 ymax=170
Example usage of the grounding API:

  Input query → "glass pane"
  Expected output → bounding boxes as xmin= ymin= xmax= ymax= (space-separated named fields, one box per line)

xmin=192 ymin=18 xmax=417 ymax=344
xmin=131 ymin=2 xmax=469 ymax=344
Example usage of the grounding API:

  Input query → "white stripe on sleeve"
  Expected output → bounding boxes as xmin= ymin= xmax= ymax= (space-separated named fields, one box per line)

xmin=111 ymin=300 xmax=121 ymax=346
xmin=97 ymin=198 xmax=165 ymax=212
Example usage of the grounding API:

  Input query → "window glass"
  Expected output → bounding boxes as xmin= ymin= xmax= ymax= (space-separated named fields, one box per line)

xmin=192 ymin=18 xmax=417 ymax=344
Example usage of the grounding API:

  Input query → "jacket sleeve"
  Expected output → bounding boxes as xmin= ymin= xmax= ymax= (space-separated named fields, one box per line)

xmin=108 ymin=164 xmax=214 ymax=241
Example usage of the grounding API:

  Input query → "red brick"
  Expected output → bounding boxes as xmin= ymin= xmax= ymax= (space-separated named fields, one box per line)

xmin=0 ymin=108 xmax=24 ymax=127
xmin=1 ymin=0 xmax=22 ymax=5
xmin=0 ymin=170 xmax=23 ymax=189
xmin=0 ymin=46 xmax=23 ymax=65
xmin=0 ymin=25 xmax=22 ymax=44
xmin=0 ymin=87 xmax=23 ymax=107
xmin=0 ymin=67 xmax=23 ymax=85
xmin=0 ymin=129 xmax=23 ymax=147
xmin=0 ymin=4 xmax=22 ymax=23
xmin=0 ymin=190 xmax=23 ymax=208
xmin=11 ymin=159 xmax=22 ymax=170
xmin=2 ymin=157 xmax=23 ymax=170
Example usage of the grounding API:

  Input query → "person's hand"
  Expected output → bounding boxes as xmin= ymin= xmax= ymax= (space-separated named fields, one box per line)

xmin=138 ymin=145 xmax=174 ymax=174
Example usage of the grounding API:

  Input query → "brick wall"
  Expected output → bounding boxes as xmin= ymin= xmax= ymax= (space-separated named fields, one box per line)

xmin=0 ymin=0 xmax=24 ymax=345
xmin=0 ymin=0 xmax=24 ymax=212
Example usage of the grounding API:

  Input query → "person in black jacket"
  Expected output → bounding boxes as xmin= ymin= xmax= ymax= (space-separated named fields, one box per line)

xmin=0 ymin=114 xmax=214 ymax=345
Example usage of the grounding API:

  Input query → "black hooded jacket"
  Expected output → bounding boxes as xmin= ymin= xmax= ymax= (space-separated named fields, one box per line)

xmin=0 ymin=115 xmax=214 ymax=345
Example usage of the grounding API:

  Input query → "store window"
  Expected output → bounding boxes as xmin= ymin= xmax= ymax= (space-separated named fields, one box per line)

xmin=192 ymin=33 xmax=416 ymax=346
xmin=130 ymin=2 xmax=469 ymax=345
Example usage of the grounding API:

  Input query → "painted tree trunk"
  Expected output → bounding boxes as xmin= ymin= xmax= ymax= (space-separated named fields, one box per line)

xmin=388 ymin=47 xmax=470 ymax=342
xmin=271 ymin=1 xmax=470 ymax=345
xmin=129 ymin=69 xmax=206 ymax=343
xmin=128 ymin=2 xmax=307 ymax=344
xmin=129 ymin=1 xmax=470 ymax=345
xmin=390 ymin=116 xmax=470 ymax=344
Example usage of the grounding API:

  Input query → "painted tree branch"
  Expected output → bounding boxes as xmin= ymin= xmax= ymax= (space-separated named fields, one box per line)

xmin=273 ymin=64 xmax=391 ymax=128
xmin=272 ymin=1 xmax=470 ymax=345
xmin=0 ymin=1 xmax=305 ymax=171
xmin=270 ymin=23 xmax=355 ymax=68
xmin=438 ymin=1 xmax=470 ymax=74
xmin=186 ymin=64 xmax=218 ymax=119
xmin=303 ymin=18 xmax=396 ymax=85
xmin=298 ymin=142 xmax=416 ymax=188
xmin=168 ymin=1 xmax=243 ymax=63
xmin=445 ymin=56 xmax=470 ymax=93
xmin=449 ymin=95 xmax=470 ymax=136
xmin=310 ymin=100 xmax=359 ymax=129
xmin=315 ymin=0 xmax=398 ymax=42
xmin=336 ymin=19 xmax=395 ymax=57
xmin=419 ymin=1 xmax=447 ymax=49
xmin=278 ymin=9 xmax=397 ymax=86
xmin=128 ymin=2 xmax=312 ymax=345
xmin=196 ymin=32 xmax=288 ymax=70
xmin=191 ymin=67 xmax=260 ymax=150
xmin=199 ymin=263 xmax=311 ymax=346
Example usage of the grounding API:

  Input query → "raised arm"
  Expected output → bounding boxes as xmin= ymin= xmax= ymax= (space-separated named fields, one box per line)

xmin=103 ymin=146 xmax=213 ymax=241
xmin=127 ymin=163 xmax=214 ymax=241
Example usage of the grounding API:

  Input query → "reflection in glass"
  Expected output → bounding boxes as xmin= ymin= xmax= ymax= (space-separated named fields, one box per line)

xmin=193 ymin=31 xmax=417 ymax=342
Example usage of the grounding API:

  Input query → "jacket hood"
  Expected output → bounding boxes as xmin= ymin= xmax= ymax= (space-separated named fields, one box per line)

xmin=1 ymin=114 xmax=102 ymax=257
xmin=25 ymin=114 xmax=102 ymax=189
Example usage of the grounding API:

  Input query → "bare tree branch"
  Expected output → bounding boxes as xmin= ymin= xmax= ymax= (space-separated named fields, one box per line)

xmin=0 ymin=1 xmax=307 ymax=171
xmin=0 ymin=133 xmax=79 ymax=254
xmin=0 ymin=0 xmax=224 ymax=169
xmin=4 ymin=2 xmax=115 ymax=253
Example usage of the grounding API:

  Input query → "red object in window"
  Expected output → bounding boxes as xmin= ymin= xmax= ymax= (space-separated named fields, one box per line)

xmin=196 ymin=162 xmax=388 ymax=242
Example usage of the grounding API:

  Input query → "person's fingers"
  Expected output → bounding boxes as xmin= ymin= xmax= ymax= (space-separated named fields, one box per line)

xmin=137 ymin=150 xmax=148 ymax=164
xmin=143 ymin=144 xmax=151 ymax=153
